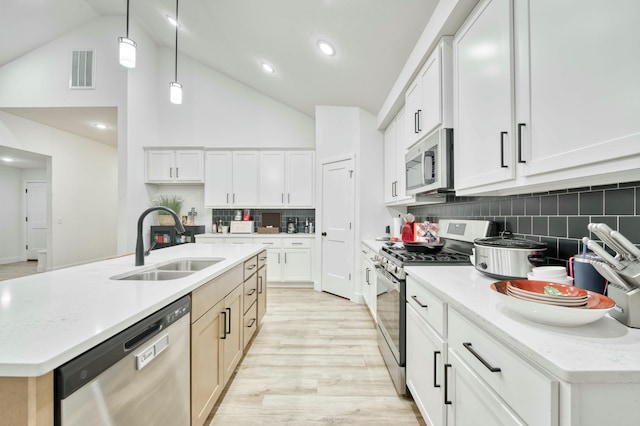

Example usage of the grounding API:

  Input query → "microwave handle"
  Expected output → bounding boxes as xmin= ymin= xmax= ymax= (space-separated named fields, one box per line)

xmin=423 ymin=151 xmax=435 ymax=182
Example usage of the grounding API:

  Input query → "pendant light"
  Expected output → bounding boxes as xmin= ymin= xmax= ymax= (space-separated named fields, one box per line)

xmin=118 ymin=0 xmax=136 ymax=68
xmin=170 ymin=0 xmax=183 ymax=104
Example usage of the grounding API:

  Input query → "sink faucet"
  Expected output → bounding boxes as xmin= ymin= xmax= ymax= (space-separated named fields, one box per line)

xmin=136 ymin=207 xmax=186 ymax=266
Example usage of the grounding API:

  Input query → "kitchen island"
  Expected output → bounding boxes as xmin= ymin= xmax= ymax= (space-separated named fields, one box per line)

xmin=0 ymin=242 xmax=265 ymax=426
xmin=405 ymin=265 xmax=640 ymax=425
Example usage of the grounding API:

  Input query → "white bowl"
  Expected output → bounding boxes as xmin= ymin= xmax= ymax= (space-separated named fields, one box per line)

xmin=491 ymin=282 xmax=614 ymax=327
xmin=531 ymin=266 xmax=568 ymax=278
xmin=527 ymin=272 xmax=573 ymax=285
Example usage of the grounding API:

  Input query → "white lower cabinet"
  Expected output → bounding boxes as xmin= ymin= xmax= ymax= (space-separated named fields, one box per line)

xmin=406 ymin=305 xmax=446 ymax=426
xmin=406 ymin=276 xmax=558 ymax=426
xmin=360 ymin=244 xmax=378 ymax=319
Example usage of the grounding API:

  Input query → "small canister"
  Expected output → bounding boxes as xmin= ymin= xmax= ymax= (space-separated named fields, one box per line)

xmin=571 ymin=253 xmax=607 ymax=294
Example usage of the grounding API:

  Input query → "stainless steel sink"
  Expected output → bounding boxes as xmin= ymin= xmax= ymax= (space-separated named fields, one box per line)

xmin=156 ymin=258 xmax=224 ymax=272
xmin=115 ymin=270 xmax=195 ymax=281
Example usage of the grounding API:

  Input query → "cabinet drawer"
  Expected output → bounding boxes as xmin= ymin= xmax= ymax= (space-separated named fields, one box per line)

xmin=243 ymin=276 xmax=258 ymax=314
xmin=243 ymin=301 xmax=258 ymax=348
xmin=448 ymin=308 xmax=558 ymax=426
xmin=257 ymin=250 xmax=268 ymax=269
xmin=192 ymin=264 xmax=243 ymax=322
xmin=255 ymin=237 xmax=282 ymax=248
xmin=283 ymin=238 xmax=311 ymax=248
xmin=230 ymin=237 xmax=253 ymax=244
xmin=243 ymin=255 xmax=258 ymax=280
xmin=406 ymin=276 xmax=446 ymax=338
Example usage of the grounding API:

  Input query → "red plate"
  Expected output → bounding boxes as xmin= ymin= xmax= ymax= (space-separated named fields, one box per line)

xmin=507 ymin=279 xmax=587 ymax=298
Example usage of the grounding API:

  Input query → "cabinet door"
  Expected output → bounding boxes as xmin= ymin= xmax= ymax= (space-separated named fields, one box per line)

xmin=175 ymin=150 xmax=204 ymax=182
xmin=406 ymin=306 xmax=446 ymax=426
xmin=383 ymin=119 xmax=397 ymax=203
xmin=191 ymin=300 xmax=224 ymax=426
xmin=231 ymin=151 xmax=258 ymax=206
xmin=420 ymin=49 xmax=443 ymax=137
xmin=282 ymin=248 xmax=312 ymax=282
xmin=146 ymin=150 xmax=174 ymax=182
xmin=204 ymin=151 xmax=232 ymax=207
xmin=394 ymin=108 xmax=411 ymax=202
xmin=405 ymin=78 xmax=422 ymax=147
xmin=222 ymin=285 xmax=244 ymax=384
xmin=286 ymin=151 xmax=314 ymax=207
xmin=266 ymin=248 xmax=282 ymax=281
xmin=446 ymin=350 xmax=525 ymax=426
xmin=515 ymin=0 xmax=640 ymax=177
xmin=257 ymin=265 xmax=267 ymax=325
xmin=259 ymin=151 xmax=285 ymax=206
xmin=454 ymin=0 xmax=515 ymax=190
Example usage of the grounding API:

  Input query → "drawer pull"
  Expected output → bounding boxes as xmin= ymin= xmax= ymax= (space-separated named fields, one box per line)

xmin=463 ymin=342 xmax=501 ymax=373
xmin=259 ymin=256 xmax=267 ymax=261
xmin=220 ymin=311 xmax=227 ymax=340
xmin=247 ymin=289 xmax=256 ymax=296
xmin=291 ymin=242 xmax=303 ymax=245
xmin=259 ymin=276 xmax=263 ymax=293
xmin=247 ymin=318 xmax=256 ymax=328
xmin=444 ymin=363 xmax=452 ymax=405
xmin=247 ymin=264 xmax=257 ymax=270
xmin=411 ymin=295 xmax=428 ymax=308
xmin=434 ymin=351 xmax=441 ymax=388
xmin=226 ymin=307 xmax=232 ymax=335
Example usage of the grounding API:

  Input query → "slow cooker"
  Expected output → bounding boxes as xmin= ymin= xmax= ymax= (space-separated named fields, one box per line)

xmin=474 ymin=232 xmax=547 ymax=279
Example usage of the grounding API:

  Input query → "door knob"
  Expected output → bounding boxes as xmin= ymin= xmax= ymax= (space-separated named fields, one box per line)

xmin=321 ymin=232 xmax=327 ymax=236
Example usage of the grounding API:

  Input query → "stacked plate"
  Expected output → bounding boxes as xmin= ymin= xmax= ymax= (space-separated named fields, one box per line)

xmin=506 ymin=280 xmax=588 ymax=307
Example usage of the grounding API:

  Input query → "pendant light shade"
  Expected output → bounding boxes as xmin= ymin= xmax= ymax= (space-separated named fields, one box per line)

xmin=118 ymin=37 xmax=137 ymax=68
xmin=170 ymin=82 xmax=183 ymax=104
xmin=119 ymin=0 xmax=136 ymax=68
xmin=170 ymin=0 xmax=182 ymax=104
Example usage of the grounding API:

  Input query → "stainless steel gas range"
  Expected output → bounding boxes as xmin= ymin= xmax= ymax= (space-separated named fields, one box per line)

xmin=375 ymin=219 xmax=495 ymax=395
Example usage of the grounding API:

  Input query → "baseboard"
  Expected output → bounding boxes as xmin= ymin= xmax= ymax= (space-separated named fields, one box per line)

xmin=267 ymin=281 xmax=314 ymax=289
xmin=0 ymin=256 xmax=23 ymax=265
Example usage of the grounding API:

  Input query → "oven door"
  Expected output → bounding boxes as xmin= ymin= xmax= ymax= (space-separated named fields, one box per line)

xmin=375 ymin=267 xmax=405 ymax=366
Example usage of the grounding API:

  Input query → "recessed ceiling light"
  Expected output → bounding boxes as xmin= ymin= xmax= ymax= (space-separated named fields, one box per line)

xmin=261 ymin=62 xmax=275 ymax=73
xmin=318 ymin=40 xmax=335 ymax=56
xmin=94 ymin=123 xmax=107 ymax=130
xmin=1 ymin=157 xmax=14 ymax=162
xmin=166 ymin=15 xmax=179 ymax=27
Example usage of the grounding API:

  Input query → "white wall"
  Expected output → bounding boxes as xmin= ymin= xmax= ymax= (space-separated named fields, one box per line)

xmin=0 ymin=166 xmax=23 ymax=264
xmin=0 ymin=112 xmax=118 ymax=268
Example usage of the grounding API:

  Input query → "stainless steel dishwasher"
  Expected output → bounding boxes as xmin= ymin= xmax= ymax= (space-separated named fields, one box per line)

xmin=54 ymin=295 xmax=191 ymax=426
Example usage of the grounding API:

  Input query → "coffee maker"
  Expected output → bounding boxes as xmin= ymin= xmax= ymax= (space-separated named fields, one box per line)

xmin=287 ymin=218 xmax=298 ymax=234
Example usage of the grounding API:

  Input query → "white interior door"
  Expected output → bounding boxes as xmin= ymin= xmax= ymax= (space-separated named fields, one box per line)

xmin=320 ymin=158 xmax=354 ymax=300
xmin=26 ymin=181 xmax=47 ymax=260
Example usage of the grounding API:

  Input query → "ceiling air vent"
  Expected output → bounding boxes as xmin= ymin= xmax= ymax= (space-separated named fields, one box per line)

xmin=69 ymin=49 xmax=96 ymax=89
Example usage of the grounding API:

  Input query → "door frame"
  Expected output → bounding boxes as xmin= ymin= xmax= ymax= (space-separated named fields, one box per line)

xmin=317 ymin=154 xmax=356 ymax=299
xmin=23 ymin=179 xmax=51 ymax=266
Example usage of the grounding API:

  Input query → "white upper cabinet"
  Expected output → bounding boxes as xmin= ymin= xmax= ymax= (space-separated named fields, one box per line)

xmin=259 ymin=151 xmax=286 ymax=207
xmin=205 ymin=150 xmax=314 ymax=208
xmin=204 ymin=151 xmax=233 ymax=207
xmin=406 ymin=37 xmax=453 ymax=148
xmin=453 ymin=0 xmax=515 ymax=191
xmin=231 ymin=151 xmax=259 ymax=206
xmin=286 ymin=151 xmax=314 ymax=207
xmin=146 ymin=149 xmax=204 ymax=183
xmin=454 ymin=0 xmax=640 ymax=195
xmin=384 ymin=108 xmax=414 ymax=205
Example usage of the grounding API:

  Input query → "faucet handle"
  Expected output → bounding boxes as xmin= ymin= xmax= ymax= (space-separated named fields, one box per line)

xmin=145 ymin=241 xmax=157 ymax=256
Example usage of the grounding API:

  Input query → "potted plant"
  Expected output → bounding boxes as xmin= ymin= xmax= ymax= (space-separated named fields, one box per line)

xmin=152 ymin=195 xmax=183 ymax=226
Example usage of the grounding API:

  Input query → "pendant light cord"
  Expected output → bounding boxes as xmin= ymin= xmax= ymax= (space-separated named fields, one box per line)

xmin=174 ymin=0 xmax=179 ymax=81
xmin=126 ymin=0 xmax=130 ymax=37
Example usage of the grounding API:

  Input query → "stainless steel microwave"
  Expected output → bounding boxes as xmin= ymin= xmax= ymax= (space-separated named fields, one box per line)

xmin=405 ymin=128 xmax=454 ymax=195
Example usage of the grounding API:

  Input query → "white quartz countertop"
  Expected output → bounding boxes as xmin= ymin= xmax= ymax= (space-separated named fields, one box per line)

xmin=0 ymin=243 xmax=264 ymax=377
xmin=405 ymin=265 xmax=640 ymax=384
xmin=196 ymin=232 xmax=315 ymax=238
xmin=362 ymin=239 xmax=388 ymax=252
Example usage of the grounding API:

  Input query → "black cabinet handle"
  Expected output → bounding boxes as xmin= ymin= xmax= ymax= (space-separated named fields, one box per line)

xmin=221 ymin=311 xmax=227 ymax=339
xmin=226 ymin=307 xmax=232 ymax=335
xmin=411 ymin=295 xmax=428 ymax=308
xmin=517 ymin=123 xmax=526 ymax=163
xmin=365 ymin=268 xmax=370 ymax=284
xmin=500 ymin=131 xmax=508 ymax=168
xmin=416 ymin=109 xmax=422 ymax=132
xmin=444 ymin=363 xmax=452 ymax=405
xmin=169 ymin=167 xmax=173 ymax=178
xmin=434 ymin=351 xmax=441 ymax=388
xmin=226 ymin=193 xmax=229 ymax=203
xmin=258 ymin=276 xmax=263 ymax=294
xmin=463 ymin=342 xmax=501 ymax=372
xmin=414 ymin=111 xmax=419 ymax=133
xmin=176 ymin=167 xmax=179 ymax=178
xmin=247 ymin=318 xmax=256 ymax=328
xmin=321 ymin=232 xmax=327 ymax=237
xmin=247 ymin=288 xmax=256 ymax=296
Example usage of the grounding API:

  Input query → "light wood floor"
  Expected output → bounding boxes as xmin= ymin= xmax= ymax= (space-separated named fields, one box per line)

xmin=0 ymin=261 xmax=38 ymax=281
xmin=208 ymin=288 xmax=425 ymax=425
